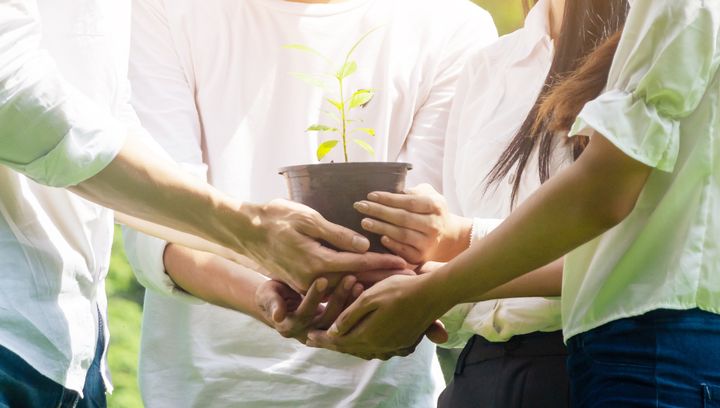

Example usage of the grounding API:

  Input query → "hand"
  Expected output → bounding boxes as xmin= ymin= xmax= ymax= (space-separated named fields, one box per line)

xmin=353 ymin=184 xmax=472 ymax=264
xmin=245 ymin=199 xmax=407 ymax=292
xmin=305 ymin=274 xmax=450 ymax=360
xmin=255 ymin=276 xmax=363 ymax=344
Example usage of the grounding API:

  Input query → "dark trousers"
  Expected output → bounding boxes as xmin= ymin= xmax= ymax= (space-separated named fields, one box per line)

xmin=438 ymin=331 xmax=570 ymax=408
xmin=0 ymin=314 xmax=107 ymax=408
xmin=567 ymin=308 xmax=720 ymax=407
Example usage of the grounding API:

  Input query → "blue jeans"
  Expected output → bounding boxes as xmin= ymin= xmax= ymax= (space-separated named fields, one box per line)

xmin=0 ymin=315 xmax=107 ymax=408
xmin=567 ymin=308 xmax=720 ymax=407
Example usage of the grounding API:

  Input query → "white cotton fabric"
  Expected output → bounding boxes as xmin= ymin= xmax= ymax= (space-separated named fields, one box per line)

xmin=440 ymin=0 xmax=572 ymax=348
xmin=0 ymin=0 xmax=135 ymax=394
xmin=563 ymin=0 xmax=720 ymax=342
xmin=122 ymin=0 xmax=498 ymax=406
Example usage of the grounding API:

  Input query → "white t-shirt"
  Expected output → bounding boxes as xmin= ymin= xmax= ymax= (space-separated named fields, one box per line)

xmin=123 ymin=0 xmax=497 ymax=406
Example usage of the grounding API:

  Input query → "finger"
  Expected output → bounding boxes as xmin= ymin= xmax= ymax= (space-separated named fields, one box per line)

xmin=329 ymin=299 xmax=377 ymax=337
xmin=351 ymin=283 xmax=364 ymax=299
xmin=319 ymin=249 xmax=407 ymax=273
xmin=425 ymin=320 xmax=449 ymax=344
xmin=316 ymin=276 xmax=356 ymax=328
xmin=380 ymin=236 xmax=424 ymax=265
xmin=360 ymin=218 xmax=429 ymax=250
xmin=305 ymin=330 xmax=342 ymax=351
xmin=295 ymin=278 xmax=328 ymax=320
xmin=300 ymin=216 xmax=370 ymax=253
xmin=353 ymin=201 xmax=430 ymax=231
xmin=366 ymin=191 xmax=438 ymax=215
xmin=354 ymin=269 xmax=415 ymax=287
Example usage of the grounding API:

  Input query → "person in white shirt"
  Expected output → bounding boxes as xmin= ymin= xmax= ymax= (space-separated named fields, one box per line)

xmin=308 ymin=0 xmax=720 ymax=406
xmin=0 ymin=1 xmax=407 ymax=406
xmin=123 ymin=0 xmax=497 ymax=406
xmin=319 ymin=0 xmax=627 ymax=405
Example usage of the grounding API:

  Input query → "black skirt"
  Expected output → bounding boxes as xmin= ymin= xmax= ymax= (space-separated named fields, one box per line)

xmin=437 ymin=331 xmax=570 ymax=408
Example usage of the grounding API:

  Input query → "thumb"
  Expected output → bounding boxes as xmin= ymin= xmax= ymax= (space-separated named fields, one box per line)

xmin=425 ymin=320 xmax=448 ymax=344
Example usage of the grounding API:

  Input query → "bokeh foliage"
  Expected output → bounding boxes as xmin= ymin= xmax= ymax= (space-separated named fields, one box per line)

xmin=104 ymin=2 xmax=524 ymax=407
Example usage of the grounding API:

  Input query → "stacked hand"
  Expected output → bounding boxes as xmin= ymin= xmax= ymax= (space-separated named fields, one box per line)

xmin=255 ymin=185 xmax=467 ymax=359
xmin=243 ymin=199 xmax=408 ymax=292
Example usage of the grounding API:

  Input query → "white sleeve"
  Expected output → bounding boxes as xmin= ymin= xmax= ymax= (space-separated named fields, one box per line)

xmin=0 ymin=0 xmax=126 ymax=187
xmin=570 ymin=0 xmax=720 ymax=172
xmin=122 ymin=0 xmax=207 ymax=303
xmin=399 ymin=7 xmax=498 ymax=192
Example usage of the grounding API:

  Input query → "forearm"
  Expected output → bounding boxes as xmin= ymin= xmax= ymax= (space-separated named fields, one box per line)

xmin=473 ymin=258 xmax=563 ymax=301
xmin=72 ymin=133 xmax=260 ymax=254
xmin=163 ymin=244 xmax=271 ymax=325
xmin=426 ymin=135 xmax=652 ymax=310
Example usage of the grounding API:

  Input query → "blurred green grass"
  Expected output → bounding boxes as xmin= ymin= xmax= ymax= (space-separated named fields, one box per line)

xmin=104 ymin=3 xmax=524 ymax=407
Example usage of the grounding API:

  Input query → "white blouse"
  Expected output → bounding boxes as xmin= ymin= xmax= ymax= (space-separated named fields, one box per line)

xmin=564 ymin=0 xmax=720 ymax=341
xmin=441 ymin=0 xmax=574 ymax=346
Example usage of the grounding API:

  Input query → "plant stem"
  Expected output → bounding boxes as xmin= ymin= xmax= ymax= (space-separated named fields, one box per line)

xmin=338 ymin=76 xmax=349 ymax=162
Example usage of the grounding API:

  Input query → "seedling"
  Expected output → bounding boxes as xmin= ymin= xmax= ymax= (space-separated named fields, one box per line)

xmin=284 ymin=29 xmax=380 ymax=162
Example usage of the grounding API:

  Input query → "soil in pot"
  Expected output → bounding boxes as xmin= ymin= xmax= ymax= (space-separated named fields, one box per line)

xmin=279 ymin=162 xmax=412 ymax=253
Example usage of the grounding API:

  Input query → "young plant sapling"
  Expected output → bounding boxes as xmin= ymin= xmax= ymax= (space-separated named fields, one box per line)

xmin=284 ymin=29 xmax=380 ymax=162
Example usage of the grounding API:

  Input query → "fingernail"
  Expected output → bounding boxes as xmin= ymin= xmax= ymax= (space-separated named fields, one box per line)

xmin=316 ymin=278 xmax=328 ymax=292
xmin=368 ymin=192 xmax=379 ymax=201
xmin=344 ymin=277 xmax=355 ymax=290
xmin=352 ymin=236 xmax=369 ymax=251
xmin=328 ymin=324 xmax=339 ymax=336
xmin=361 ymin=219 xmax=373 ymax=229
xmin=354 ymin=202 xmax=369 ymax=211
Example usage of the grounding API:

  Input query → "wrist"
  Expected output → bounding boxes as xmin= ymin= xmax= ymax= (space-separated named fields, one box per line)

xmin=213 ymin=198 xmax=265 ymax=256
xmin=436 ymin=215 xmax=473 ymax=262
xmin=415 ymin=270 xmax=458 ymax=319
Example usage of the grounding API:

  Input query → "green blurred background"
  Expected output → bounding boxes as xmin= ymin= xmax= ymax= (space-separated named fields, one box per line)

xmin=105 ymin=2 xmax=524 ymax=406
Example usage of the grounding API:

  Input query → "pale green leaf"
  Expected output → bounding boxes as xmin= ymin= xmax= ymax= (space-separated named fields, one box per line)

xmin=306 ymin=124 xmax=338 ymax=132
xmin=353 ymin=139 xmax=375 ymax=157
xmin=337 ymin=61 xmax=358 ymax=80
xmin=317 ymin=140 xmax=339 ymax=161
xmin=290 ymin=72 xmax=327 ymax=89
xmin=283 ymin=44 xmax=332 ymax=64
xmin=327 ymin=98 xmax=343 ymax=112
xmin=353 ymin=127 xmax=376 ymax=137
xmin=345 ymin=27 xmax=383 ymax=61
xmin=348 ymin=89 xmax=374 ymax=109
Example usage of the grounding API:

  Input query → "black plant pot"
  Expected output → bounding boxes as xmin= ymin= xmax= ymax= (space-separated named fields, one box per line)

xmin=279 ymin=162 xmax=412 ymax=253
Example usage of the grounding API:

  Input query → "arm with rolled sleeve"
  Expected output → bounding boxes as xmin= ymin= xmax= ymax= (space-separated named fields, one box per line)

xmin=0 ymin=0 xmax=126 ymax=187
xmin=400 ymin=8 xmax=498 ymax=191
xmin=570 ymin=0 xmax=720 ymax=170
xmin=121 ymin=0 xmax=208 ymax=302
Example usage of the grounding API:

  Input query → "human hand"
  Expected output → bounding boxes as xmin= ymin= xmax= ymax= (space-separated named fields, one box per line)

xmin=255 ymin=276 xmax=363 ymax=344
xmin=353 ymin=184 xmax=472 ymax=264
xmin=244 ymin=199 xmax=407 ymax=292
xmin=305 ymin=274 xmax=450 ymax=360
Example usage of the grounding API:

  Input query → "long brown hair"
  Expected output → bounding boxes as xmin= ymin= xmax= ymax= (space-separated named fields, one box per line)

xmin=486 ymin=0 xmax=629 ymax=205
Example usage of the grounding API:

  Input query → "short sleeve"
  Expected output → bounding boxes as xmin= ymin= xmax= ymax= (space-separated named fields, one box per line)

xmin=569 ymin=0 xmax=720 ymax=172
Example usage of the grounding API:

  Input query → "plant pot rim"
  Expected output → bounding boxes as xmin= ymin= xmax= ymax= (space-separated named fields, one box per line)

xmin=279 ymin=161 xmax=412 ymax=175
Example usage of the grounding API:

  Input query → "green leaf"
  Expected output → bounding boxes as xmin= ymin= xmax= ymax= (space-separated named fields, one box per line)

xmin=327 ymin=98 xmax=343 ymax=112
xmin=353 ymin=139 xmax=375 ymax=157
xmin=348 ymin=89 xmax=374 ymax=109
xmin=345 ymin=27 xmax=383 ymax=61
xmin=317 ymin=140 xmax=339 ymax=161
xmin=306 ymin=124 xmax=338 ymax=132
xmin=337 ymin=61 xmax=358 ymax=80
xmin=290 ymin=72 xmax=327 ymax=89
xmin=283 ymin=44 xmax=332 ymax=64
xmin=353 ymin=127 xmax=376 ymax=137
